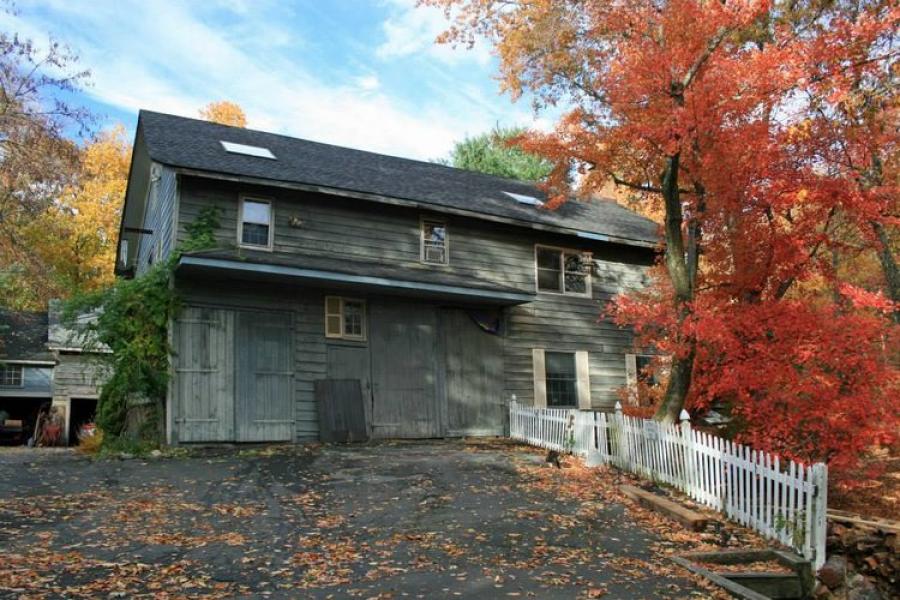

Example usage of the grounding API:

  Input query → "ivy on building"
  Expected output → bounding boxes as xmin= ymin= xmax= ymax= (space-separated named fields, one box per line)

xmin=64 ymin=207 xmax=221 ymax=444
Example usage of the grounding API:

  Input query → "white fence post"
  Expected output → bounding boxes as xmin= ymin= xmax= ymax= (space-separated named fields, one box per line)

xmin=811 ymin=463 xmax=828 ymax=570
xmin=680 ymin=409 xmax=694 ymax=499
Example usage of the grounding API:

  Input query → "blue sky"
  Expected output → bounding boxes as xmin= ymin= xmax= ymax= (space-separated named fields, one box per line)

xmin=3 ymin=0 xmax=556 ymax=161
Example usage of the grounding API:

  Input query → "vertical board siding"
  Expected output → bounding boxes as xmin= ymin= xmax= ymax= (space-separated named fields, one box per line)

xmin=509 ymin=401 xmax=829 ymax=569
xmin=136 ymin=165 xmax=177 ymax=276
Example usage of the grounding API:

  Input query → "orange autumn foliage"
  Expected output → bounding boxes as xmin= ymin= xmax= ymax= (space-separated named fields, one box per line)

xmin=199 ymin=101 xmax=247 ymax=128
xmin=426 ymin=0 xmax=900 ymax=474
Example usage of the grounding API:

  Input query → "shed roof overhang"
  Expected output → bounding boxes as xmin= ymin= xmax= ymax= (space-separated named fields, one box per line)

xmin=176 ymin=255 xmax=535 ymax=307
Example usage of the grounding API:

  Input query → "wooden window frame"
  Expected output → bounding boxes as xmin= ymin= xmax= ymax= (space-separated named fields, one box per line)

xmin=532 ymin=349 xmax=591 ymax=409
xmin=0 ymin=363 xmax=24 ymax=388
xmin=420 ymin=217 xmax=449 ymax=265
xmin=237 ymin=196 xmax=274 ymax=251
xmin=534 ymin=244 xmax=592 ymax=297
xmin=325 ymin=296 xmax=367 ymax=342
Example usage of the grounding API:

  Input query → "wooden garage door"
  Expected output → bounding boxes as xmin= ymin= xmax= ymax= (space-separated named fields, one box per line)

xmin=369 ymin=303 xmax=442 ymax=438
xmin=235 ymin=311 xmax=294 ymax=442
xmin=174 ymin=307 xmax=293 ymax=443
xmin=443 ymin=309 xmax=505 ymax=436
xmin=174 ymin=307 xmax=234 ymax=442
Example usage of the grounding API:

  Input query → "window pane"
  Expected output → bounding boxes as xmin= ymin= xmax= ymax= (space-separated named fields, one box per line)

xmin=242 ymin=200 xmax=271 ymax=225
xmin=325 ymin=297 xmax=342 ymax=315
xmin=537 ymin=268 xmax=561 ymax=291
xmin=241 ymin=223 xmax=269 ymax=246
xmin=343 ymin=301 xmax=364 ymax=337
xmin=564 ymin=253 xmax=585 ymax=273
xmin=424 ymin=222 xmax=446 ymax=243
xmin=537 ymin=248 xmax=560 ymax=269
xmin=326 ymin=315 xmax=343 ymax=336
xmin=0 ymin=365 xmax=23 ymax=387
xmin=564 ymin=272 xmax=587 ymax=294
xmin=636 ymin=355 xmax=657 ymax=386
xmin=545 ymin=352 xmax=577 ymax=407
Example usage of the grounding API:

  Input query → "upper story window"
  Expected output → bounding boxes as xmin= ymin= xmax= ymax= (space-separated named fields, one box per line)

xmin=421 ymin=219 xmax=448 ymax=264
xmin=239 ymin=197 xmax=273 ymax=250
xmin=535 ymin=245 xmax=591 ymax=296
xmin=325 ymin=296 xmax=367 ymax=341
xmin=0 ymin=364 xmax=23 ymax=387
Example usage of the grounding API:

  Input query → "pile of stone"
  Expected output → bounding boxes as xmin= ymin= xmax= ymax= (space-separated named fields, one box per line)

xmin=814 ymin=512 xmax=898 ymax=599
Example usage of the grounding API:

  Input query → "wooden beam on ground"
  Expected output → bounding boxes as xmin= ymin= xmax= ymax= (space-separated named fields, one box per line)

xmin=620 ymin=484 xmax=709 ymax=531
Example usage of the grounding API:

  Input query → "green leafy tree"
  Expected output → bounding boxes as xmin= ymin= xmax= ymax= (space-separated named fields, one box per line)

xmin=445 ymin=126 xmax=552 ymax=181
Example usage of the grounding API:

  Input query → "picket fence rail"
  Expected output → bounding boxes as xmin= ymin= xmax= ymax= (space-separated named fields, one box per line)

xmin=509 ymin=400 xmax=828 ymax=569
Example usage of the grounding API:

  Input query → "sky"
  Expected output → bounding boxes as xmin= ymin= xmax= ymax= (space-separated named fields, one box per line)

xmin=3 ymin=0 xmax=557 ymax=161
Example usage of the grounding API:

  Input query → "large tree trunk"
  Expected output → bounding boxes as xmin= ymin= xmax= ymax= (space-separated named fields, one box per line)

xmin=654 ymin=152 xmax=698 ymax=423
xmin=871 ymin=220 xmax=900 ymax=324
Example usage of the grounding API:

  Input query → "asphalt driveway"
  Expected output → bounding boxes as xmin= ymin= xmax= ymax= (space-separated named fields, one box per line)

xmin=0 ymin=441 xmax=720 ymax=598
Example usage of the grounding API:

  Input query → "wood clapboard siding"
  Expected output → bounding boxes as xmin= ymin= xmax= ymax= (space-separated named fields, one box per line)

xmin=136 ymin=165 xmax=177 ymax=276
xmin=52 ymin=354 xmax=103 ymax=398
xmin=172 ymin=176 xmax=654 ymax=439
xmin=503 ymin=256 xmax=650 ymax=410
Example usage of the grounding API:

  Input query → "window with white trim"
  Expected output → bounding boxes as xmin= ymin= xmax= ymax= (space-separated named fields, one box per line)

xmin=325 ymin=297 xmax=367 ymax=341
xmin=239 ymin=198 xmax=273 ymax=249
xmin=535 ymin=246 xmax=590 ymax=295
xmin=0 ymin=364 xmax=23 ymax=387
xmin=532 ymin=349 xmax=591 ymax=409
xmin=421 ymin=219 xmax=448 ymax=264
xmin=545 ymin=352 xmax=577 ymax=407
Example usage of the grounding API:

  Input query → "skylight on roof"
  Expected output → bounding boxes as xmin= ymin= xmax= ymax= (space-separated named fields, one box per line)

xmin=503 ymin=191 xmax=544 ymax=206
xmin=220 ymin=140 xmax=276 ymax=159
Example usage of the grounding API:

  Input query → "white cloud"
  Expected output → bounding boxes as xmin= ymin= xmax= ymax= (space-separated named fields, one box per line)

xmin=376 ymin=0 xmax=491 ymax=66
xmin=354 ymin=74 xmax=381 ymax=92
xmin=4 ymin=0 xmax=544 ymax=161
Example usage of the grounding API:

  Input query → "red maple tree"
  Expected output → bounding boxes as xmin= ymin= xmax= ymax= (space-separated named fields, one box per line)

xmin=426 ymin=0 xmax=899 ymax=473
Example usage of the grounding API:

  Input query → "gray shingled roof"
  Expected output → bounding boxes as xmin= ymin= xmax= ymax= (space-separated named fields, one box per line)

xmin=0 ymin=310 xmax=51 ymax=362
xmin=138 ymin=110 xmax=659 ymax=246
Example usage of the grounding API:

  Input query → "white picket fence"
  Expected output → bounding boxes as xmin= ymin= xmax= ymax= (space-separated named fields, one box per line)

xmin=509 ymin=400 xmax=828 ymax=569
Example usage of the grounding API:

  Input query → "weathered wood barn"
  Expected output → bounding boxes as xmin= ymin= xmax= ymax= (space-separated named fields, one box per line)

xmin=0 ymin=304 xmax=105 ymax=444
xmin=116 ymin=111 xmax=659 ymax=444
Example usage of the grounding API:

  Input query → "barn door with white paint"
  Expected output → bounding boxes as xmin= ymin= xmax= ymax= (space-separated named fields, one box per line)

xmin=235 ymin=310 xmax=294 ymax=442
xmin=174 ymin=307 xmax=234 ymax=442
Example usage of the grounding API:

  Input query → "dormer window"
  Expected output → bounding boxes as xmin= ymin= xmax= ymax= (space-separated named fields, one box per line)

xmin=421 ymin=218 xmax=448 ymax=265
xmin=239 ymin=197 xmax=273 ymax=250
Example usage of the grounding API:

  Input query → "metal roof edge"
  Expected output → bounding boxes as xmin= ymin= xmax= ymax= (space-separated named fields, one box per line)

xmin=177 ymin=255 xmax=536 ymax=304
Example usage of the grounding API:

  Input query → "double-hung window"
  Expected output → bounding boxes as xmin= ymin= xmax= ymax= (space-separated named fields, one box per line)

xmin=0 ymin=364 xmax=23 ymax=387
xmin=421 ymin=219 xmax=448 ymax=264
xmin=239 ymin=198 xmax=273 ymax=249
xmin=545 ymin=352 xmax=578 ymax=407
xmin=325 ymin=297 xmax=367 ymax=341
xmin=532 ymin=349 xmax=591 ymax=409
xmin=535 ymin=246 xmax=590 ymax=296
